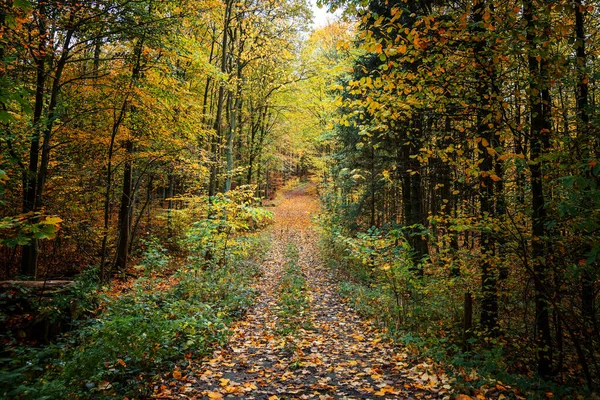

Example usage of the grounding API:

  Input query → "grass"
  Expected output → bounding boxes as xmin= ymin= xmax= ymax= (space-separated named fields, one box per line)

xmin=276 ymin=242 xmax=311 ymax=336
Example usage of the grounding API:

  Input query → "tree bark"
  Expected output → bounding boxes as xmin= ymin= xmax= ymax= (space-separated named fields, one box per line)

xmin=114 ymin=38 xmax=144 ymax=271
xmin=524 ymin=0 xmax=553 ymax=377
xmin=209 ymin=0 xmax=233 ymax=198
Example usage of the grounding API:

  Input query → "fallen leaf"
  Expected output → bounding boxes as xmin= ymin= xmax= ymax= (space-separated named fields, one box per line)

xmin=219 ymin=378 xmax=230 ymax=387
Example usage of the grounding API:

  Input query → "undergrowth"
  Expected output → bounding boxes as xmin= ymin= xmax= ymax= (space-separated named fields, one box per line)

xmin=319 ymin=221 xmax=586 ymax=400
xmin=0 ymin=191 xmax=272 ymax=399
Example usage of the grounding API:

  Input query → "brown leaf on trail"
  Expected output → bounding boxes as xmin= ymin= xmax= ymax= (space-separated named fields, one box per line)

xmin=455 ymin=395 xmax=473 ymax=400
xmin=223 ymin=384 xmax=243 ymax=394
xmin=172 ymin=370 xmax=182 ymax=380
xmin=207 ymin=391 xmax=223 ymax=399
xmin=374 ymin=385 xmax=399 ymax=396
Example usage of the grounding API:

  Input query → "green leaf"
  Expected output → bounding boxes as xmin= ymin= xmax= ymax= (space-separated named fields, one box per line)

xmin=0 ymin=110 xmax=11 ymax=124
xmin=13 ymin=0 xmax=32 ymax=11
xmin=593 ymin=163 xmax=600 ymax=177
xmin=560 ymin=175 xmax=574 ymax=187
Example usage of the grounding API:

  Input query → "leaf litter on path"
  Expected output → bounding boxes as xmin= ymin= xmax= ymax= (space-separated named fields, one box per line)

xmin=153 ymin=184 xmax=450 ymax=399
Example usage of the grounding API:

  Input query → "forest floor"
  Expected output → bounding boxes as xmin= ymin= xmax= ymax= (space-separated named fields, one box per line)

xmin=154 ymin=184 xmax=450 ymax=399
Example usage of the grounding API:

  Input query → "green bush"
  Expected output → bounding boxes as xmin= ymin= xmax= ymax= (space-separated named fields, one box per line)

xmin=0 ymin=192 xmax=272 ymax=399
xmin=319 ymin=223 xmax=583 ymax=399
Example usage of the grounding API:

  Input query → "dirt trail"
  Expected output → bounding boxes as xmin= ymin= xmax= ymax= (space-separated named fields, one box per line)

xmin=157 ymin=185 xmax=445 ymax=399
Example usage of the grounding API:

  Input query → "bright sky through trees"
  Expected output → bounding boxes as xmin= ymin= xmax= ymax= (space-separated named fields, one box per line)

xmin=310 ymin=0 xmax=338 ymax=27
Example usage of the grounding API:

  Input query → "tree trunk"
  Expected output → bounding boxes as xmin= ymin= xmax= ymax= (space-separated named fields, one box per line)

xmin=20 ymin=3 xmax=47 ymax=278
xmin=100 ymin=98 xmax=128 ymax=282
xmin=115 ymin=139 xmax=134 ymax=270
xmin=114 ymin=38 xmax=144 ymax=272
xmin=473 ymin=0 xmax=499 ymax=335
xmin=524 ymin=0 xmax=553 ymax=377
xmin=209 ymin=0 xmax=233 ymax=198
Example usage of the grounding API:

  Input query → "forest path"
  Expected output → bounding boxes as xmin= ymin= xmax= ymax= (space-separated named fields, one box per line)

xmin=157 ymin=184 xmax=445 ymax=399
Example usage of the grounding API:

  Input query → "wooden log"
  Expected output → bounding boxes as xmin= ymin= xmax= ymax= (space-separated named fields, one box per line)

xmin=0 ymin=280 xmax=74 ymax=293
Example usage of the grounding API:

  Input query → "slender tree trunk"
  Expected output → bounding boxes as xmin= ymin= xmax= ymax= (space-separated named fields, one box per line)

xmin=246 ymin=109 xmax=259 ymax=185
xmin=114 ymin=38 xmax=144 ymax=271
xmin=100 ymin=98 xmax=128 ymax=282
xmin=524 ymin=0 xmax=553 ymax=377
xmin=201 ymin=25 xmax=217 ymax=129
xmin=21 ymin=6 xmax=74 ymax=277
xmin=209 ymin=0 xmax=233 ymax=198
xmin=473 ymin=0 xmax=499 ymax=335
xmin=370 ymin=144 xmax=376 ymax=228
xmin=225 ymin=72 xmax=242 ymax=192
xmin=129 ymin=175 xmax=153 ymax=254
xmin=36 ymin=23 xmax=74 ymax=211
xmin=115 ymin=139 xmax=134 ymax=270
xmin=167 ymin=172 xmax=174 ymax=237
xmin=405 ymin=117 xmax=429 ymax=274
xmin=574 ymin=0 xmax=599 ymax=354
xmin=21 ymin=4 xmax=47 ymax=277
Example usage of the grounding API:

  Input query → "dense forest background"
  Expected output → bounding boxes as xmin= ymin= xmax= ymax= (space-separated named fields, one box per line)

xmin=0 ymin=0 xmax=322 ymax=279
xmin=1 ymin=0 xmax=600 ymax=397
xmin=319 ymin=0 xmax=600 ymax=394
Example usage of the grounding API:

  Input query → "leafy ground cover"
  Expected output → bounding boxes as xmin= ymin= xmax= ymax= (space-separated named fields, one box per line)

xmin=0 ymin=193 xmax=272 ymax=399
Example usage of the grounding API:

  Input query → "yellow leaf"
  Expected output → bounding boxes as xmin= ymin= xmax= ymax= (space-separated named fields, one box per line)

xmin=41 ymin=216 xmax=62 ymax=225
xmin=207 ymin=392 xmax=223 ymax=399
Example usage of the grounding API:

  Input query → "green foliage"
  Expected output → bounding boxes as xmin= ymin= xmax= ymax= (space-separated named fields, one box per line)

xmin=2 ymin=272 xmax=240 ymax=398
xmin=136 ymin=237 xmax=171 ymax=275
xmin=320 ymin=222 xmax=585 ymax=399
xmin=0 ymin=213 xmax=62 ymax=248
xmin=186 ymin=188 xmax=274 ymax=270
xmin=0 ymin=199 xmax=272 ymax=399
